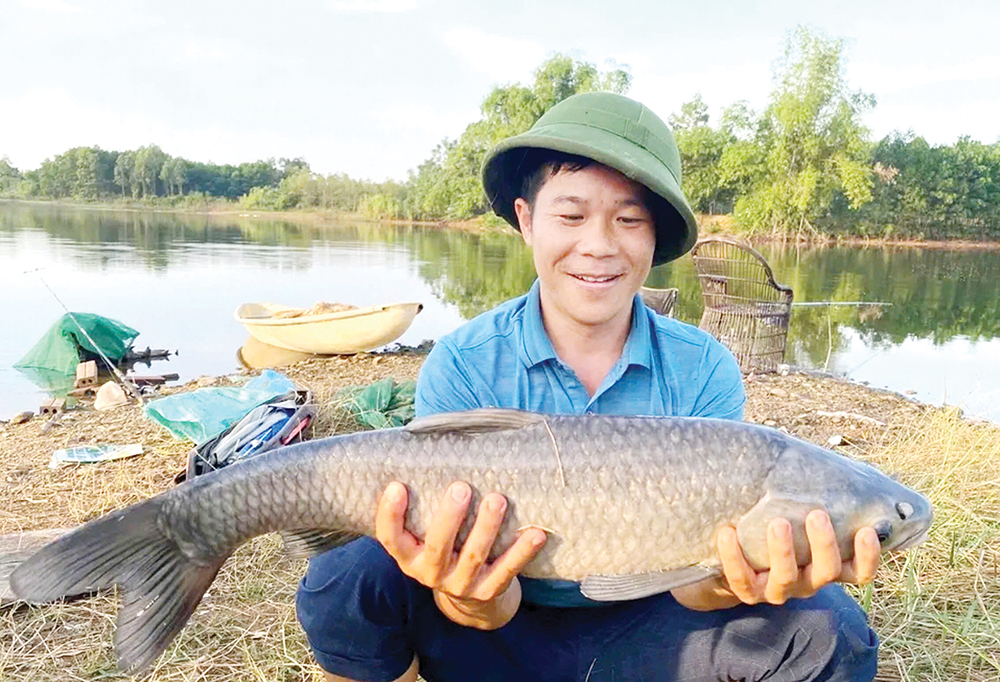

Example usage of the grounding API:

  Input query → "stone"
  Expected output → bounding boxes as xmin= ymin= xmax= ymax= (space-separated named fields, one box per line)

xmin=8 ymin=411 xmax=33 ymax=425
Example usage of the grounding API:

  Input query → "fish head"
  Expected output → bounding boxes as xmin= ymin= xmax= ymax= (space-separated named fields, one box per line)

xmin=845 ymin=481 xmax=933 ymax=554
xmin=736 ymin=443 xmax=933 ymax=570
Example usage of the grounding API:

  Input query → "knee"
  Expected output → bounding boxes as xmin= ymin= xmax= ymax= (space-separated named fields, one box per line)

xmin=782 ymin=586 xmax=879 ymax=681
xmin=296 ymin=537 xmax=412 ymax=634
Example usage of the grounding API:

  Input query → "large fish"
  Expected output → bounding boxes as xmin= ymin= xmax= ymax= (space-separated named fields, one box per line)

xmin=12 ymin=409 xmax=932 ymax=672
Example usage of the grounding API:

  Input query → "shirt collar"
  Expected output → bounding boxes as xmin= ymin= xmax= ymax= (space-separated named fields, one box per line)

xmin=520 ymin=280 xmax=559 ymax=367
xmin=519 ymin=279 xmax=653 ymax=371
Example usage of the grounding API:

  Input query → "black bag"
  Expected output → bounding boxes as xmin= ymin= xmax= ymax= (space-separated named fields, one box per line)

xmin=175 ymin=389 xmax=314 ymax=484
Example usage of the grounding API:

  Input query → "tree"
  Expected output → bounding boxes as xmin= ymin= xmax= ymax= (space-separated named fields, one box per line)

xmin=133 ymin=145 xmax=167 ymax=197
xmin=406 ymin=54 xmax=631 ymax=220
xmin=670 ymin=95 xmax=737 ymax=213
xmin=732 ymin=26 xmax=876 ymax=233
xmin=114 ymin=151 xmax=136 ymax=198
xmin=0 ymin=157 xmax=22 ymax=195
xmin=160 ymin=157 xmax=188 ymax=195
xmin=668 ymin=94 xmax=710 ymax=131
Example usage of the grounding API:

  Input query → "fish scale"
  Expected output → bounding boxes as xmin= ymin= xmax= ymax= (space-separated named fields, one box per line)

xmin=11 ymin=409 xmax=932 ymax=673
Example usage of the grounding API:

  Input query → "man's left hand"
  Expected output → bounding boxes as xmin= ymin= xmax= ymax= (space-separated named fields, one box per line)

xmin=672 ymin=510 xmax=881 ymax=611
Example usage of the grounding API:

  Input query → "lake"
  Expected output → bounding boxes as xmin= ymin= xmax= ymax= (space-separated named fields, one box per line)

xmin=2 ymin=201 xmax=998 ymax=423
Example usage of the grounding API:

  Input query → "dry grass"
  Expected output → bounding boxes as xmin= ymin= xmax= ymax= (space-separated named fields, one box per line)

xmin=0 ymin=357 xmax=997 ymax=680
xmin=851 ymin=410 xmax=1000 ymax=681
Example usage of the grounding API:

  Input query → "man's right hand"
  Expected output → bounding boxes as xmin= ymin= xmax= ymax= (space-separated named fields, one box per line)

xmin=374 ymin=480 xmax=547 ymax=630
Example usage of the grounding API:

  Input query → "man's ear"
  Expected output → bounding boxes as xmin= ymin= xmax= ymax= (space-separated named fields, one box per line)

xmin=513 ymin=198 xmax=532 ymax=245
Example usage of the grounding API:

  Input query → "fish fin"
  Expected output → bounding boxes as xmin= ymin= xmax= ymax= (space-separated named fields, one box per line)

xmin=10 ymin=497 xmax=227 ymax=673
xmin=581 ymin=565 xmax=721 ymax=601
xmin=405 ymin=408 xmax=548 ymax=435
xmin=279 ymin=528 xmax=361 ymax=559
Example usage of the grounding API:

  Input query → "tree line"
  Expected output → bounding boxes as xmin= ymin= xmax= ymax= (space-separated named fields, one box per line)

xmin=2 ymin=28 xmax=998 ymax=240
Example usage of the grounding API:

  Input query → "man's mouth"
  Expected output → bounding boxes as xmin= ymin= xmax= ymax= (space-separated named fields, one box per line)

xmin=571 ymin=273 xmax=622 ymax=284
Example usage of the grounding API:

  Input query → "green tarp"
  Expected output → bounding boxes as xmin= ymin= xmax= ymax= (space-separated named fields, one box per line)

xmin=14 ymin=313 xmax=139 ymax=379
xmin=337 ymin=378 xmax=416 ymax=430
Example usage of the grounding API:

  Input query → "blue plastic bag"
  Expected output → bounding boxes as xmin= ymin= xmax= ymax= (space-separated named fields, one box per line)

xmin=143 ymin=370 xmax=297 ymax=443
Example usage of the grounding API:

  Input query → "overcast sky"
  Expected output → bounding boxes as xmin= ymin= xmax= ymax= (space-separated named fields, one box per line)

xmin=3 ymin=0 xmax=998 ymax=181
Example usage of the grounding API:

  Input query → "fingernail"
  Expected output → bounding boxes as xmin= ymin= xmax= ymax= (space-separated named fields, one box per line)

xmin=486 ymin=495 xmax=506 ymax=513
xmin=386 ymin=482 xmax=404 ymax=502
xmin=450 ymin=482 xmax=470 ymax=502
xmin=531 ymin=531 xmax=545 ymax=547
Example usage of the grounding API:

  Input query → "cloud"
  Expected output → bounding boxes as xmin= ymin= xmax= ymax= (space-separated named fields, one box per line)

xmin=16 ymin=0 xmax=83 ymax=13
xmin=327 ymin=0 xmax=421 ymax=13
xmin=851 ymin=56 xmax=1000 ymax=94
xmin=438 ymin=26 xmax=546 ymax=82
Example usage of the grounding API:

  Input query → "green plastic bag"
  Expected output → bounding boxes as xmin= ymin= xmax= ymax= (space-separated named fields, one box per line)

xmin=143 ymin=370 xmax=298 ymax=443
xmin=338 ymin=378 xmax=416 ymax=430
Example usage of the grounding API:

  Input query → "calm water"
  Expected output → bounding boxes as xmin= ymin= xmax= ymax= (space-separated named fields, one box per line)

xmin=2 ymin=201 xmax=998 ymax=423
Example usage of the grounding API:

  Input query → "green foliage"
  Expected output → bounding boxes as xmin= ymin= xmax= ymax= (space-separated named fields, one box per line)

xmin=671 ymin=94 xmax=741 ymax=213
xmin=240 ymin=186 xmax=294 ymax=211
xmin=846 ymin=133 xmax=1000 ymax=239
xmin=160 ymin=157 xmax=187 ymax=196
xmin=732 ymin=26 xmax=876 ymax=233
xmin=403 ymin=53 xmax=631 ymax=221
xmin=0 ymin=157 xmax=22 ymax=195
xmin=8 ymin=44 xmax=999 ymax=240
xmin=359 ymin=193 xmax=401 ymax=220
xmin=666 ymin=28 xmax=893 ymax=236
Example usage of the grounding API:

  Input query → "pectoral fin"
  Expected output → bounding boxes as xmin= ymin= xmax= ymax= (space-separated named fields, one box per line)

xmin=278 ymin=528 xmax=361 ymax=559
xmin=581 ymin=565 xmax=721 ymax=602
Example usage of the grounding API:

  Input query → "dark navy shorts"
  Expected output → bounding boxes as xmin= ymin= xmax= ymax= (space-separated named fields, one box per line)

xmin=296 ymin=537 xmax=878 ymax=682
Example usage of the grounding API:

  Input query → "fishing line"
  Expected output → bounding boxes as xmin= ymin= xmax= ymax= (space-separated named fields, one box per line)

xmin=25 ymin=268 xmax=144 ymax=404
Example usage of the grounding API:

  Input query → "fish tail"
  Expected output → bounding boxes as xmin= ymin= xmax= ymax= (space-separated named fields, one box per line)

xmin=10 ymin=497 xmax=226 ymax=672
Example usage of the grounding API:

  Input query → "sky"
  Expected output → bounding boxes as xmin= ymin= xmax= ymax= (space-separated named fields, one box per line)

xmin=2 ymin=0 xmax=999 ymax=182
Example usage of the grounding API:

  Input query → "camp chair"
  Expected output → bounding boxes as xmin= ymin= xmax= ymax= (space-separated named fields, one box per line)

xmin=640 ymin=286 xmax=679 ymax=317
xmin=691 ymin=238 xmax=793 ymax=373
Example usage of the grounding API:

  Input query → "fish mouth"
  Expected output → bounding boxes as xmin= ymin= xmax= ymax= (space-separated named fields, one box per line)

xmin=890 ymin=525 xmax=931 ymax=551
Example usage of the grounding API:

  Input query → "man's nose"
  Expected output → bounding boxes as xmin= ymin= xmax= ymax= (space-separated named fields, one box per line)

xmin=577 ymin=216 xmax=618 ymax=257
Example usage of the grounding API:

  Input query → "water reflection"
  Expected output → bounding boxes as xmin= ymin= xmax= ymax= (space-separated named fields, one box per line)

xmin=2 ymin=201 xmax=998 ymax=421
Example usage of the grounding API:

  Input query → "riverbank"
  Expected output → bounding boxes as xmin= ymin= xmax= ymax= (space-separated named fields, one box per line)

xmin=1 ymin=353 xmax=997 ymax=680
xmin=6 ymin=197 xmax=1000 ymax=249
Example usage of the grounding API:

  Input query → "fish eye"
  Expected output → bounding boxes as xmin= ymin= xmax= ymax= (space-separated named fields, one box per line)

xmin=874 ymin=520 xmax=892 ymax=544
xmin=896 ymin=502 xmax=914 ymax=520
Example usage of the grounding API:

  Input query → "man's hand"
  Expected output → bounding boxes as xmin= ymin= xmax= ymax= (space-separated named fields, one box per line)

xmin=375 ymin=480 xmax=547 ymax=630
xmin=672 ymin=510 xmax=881 ymax=611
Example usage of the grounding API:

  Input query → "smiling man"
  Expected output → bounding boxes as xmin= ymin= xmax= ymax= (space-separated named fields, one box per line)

xmin=297 ymin=93 xmax=881 ymax=682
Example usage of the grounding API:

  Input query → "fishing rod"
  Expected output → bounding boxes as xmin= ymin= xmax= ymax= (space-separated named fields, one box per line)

xmin=791 ymin=301 xmax=893 ymax=307
xmin=26 ymin=268 xmax=144 ymax=405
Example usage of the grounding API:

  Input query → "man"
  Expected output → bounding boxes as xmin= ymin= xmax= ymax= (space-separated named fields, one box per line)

xmin=297 ymin=92 xmax=881 ymax=681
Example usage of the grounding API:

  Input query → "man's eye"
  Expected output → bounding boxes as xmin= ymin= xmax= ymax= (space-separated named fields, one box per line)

xmin=560 ymin=214 xmax=584 ymax=222
xmin=619 ymin=216 xmax=644 ymax=225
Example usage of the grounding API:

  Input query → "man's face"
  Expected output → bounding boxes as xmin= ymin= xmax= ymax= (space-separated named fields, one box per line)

xmin=514 ymin=163 xmax=656 ymax=329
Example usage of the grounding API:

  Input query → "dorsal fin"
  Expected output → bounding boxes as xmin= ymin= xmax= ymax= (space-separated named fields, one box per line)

xmin=404 ymin=408 xmax=548 ymax=435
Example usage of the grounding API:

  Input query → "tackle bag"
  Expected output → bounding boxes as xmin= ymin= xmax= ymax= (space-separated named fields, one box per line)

xmin=175 ymin=389 xmax=314 ymax=484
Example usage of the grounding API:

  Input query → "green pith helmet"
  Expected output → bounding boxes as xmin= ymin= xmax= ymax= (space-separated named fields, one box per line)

xmin=482 ymin=92 xmax=698 ymax=266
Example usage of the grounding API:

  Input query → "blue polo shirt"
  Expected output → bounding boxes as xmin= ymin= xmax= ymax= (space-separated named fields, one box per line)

xmin=414 ymin=280 xmax=745 ymax=606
